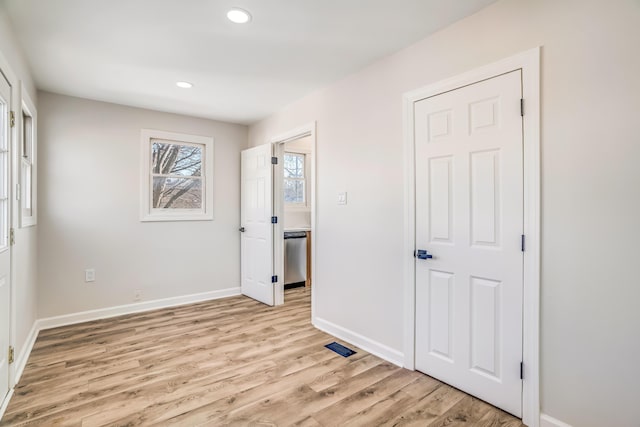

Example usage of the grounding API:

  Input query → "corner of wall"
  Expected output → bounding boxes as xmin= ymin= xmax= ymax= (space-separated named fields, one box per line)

xmin=13 ymin=321 xmax=39 ymax=385
xmin=313 ymin=317 xmax=404 ymax=367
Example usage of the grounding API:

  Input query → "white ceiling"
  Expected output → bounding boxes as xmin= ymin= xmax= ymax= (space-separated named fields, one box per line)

xmin=2 ymin=0 xmax=497 ymax=124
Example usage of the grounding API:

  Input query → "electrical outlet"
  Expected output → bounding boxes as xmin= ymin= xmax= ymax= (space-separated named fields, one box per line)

xmin=337 ymin=192 xmax=347 ymax=205
xmin=85 ymin=269 xmax=95 ymax=282
xmin=134 ymin=290 xmax=142 ymax=301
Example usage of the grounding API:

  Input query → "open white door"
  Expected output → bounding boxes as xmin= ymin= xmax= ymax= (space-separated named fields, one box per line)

xmin=240 ymin=144 xmax=275 ymax=306
xmin=0 ymin=72 xmax=12 ymax=401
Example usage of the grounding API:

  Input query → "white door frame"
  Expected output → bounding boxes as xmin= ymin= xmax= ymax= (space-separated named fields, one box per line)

xmin=0 ymin=52 xmax=16 ymax=407
xmin=403 ymin=47 xmax=540 ymax=427
xmin=268 ymin=122 xmax=316 ymax=313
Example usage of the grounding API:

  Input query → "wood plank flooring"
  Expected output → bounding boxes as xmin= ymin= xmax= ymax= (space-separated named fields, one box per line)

xmin=1 ymin=288 xmax=525 ymax=426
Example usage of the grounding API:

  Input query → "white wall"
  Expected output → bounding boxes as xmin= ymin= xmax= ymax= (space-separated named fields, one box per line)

xmin=0 ymin=7 xmax=36 ymax=98
xmin=248 ymin=0 xmax=640 ymax=426
xmin=0 ymin=5 xmax=39 ymax=372
xmin=37 ymin=92 xmax=247 ymax=317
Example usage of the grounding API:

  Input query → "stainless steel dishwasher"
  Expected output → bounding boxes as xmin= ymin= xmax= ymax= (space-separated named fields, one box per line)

xmin=284 ymin=231 xmax=307 ymax=286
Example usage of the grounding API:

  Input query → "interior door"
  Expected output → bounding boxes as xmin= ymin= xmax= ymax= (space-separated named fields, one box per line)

xmin=414 ymin=70 xmax=524 ymax=416
xmin=240 ymin=144 xmax=274 ymax=306
xmin=0 ymin=72 xmax=12 ymax=401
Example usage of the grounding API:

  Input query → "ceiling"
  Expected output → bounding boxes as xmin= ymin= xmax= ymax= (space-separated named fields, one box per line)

xmin=2 ymin=0 xmax=497 ymax=125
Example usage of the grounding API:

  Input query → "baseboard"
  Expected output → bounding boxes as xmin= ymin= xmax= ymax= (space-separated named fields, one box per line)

xmin=0 ymin=388 xmax=14 ymax=421
xmin=13 ymin=321 xmax=39 ymax=385
xmin=37 ymin=287 xmax=241 ymax=331
xmin=313 ymin=317 xmax=404 ymax=367
xmin=540 ymin=414 xmax=572 ymax=427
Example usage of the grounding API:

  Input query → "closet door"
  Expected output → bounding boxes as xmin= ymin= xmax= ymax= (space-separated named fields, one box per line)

xmin=414 ymin=70 xmax=524 ymax=416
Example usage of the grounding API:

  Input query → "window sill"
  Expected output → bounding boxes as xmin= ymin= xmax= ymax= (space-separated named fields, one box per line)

xmin=285 ymin=204 xmax=310 ymax=211
xmin=19 ymin=218 xmax=37 ymax=228
xmin=140 ymin=213 xmax=213 ymax=222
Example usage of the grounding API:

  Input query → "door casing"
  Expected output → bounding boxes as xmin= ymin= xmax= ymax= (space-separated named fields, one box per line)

xmin=403 ymin=47 xmax=541 ymax=427
xmin=0 ymin=53 xmax=16 ymax=414
xmin=269 ymin=122 xmax=316 ymax=311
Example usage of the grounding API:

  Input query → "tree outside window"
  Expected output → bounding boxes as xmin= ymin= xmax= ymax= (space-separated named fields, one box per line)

xmin=284 ymin=152 xmax=305 ymax=204
xmin=152 ymin=141 xmax=202 ymax=209
xmin=140 ymin=130 xmax=214 ymax=221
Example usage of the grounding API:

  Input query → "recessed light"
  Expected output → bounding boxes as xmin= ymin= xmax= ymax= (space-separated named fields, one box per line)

xmin=227 ymin=8 xmax=251 ymax=24
xmin=176 ymin=81 xmax=193 ymax=89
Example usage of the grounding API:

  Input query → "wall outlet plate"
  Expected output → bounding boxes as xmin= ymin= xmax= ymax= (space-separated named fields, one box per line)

xmin=85 ymin=269 xmax=95 ymax=282
xmin=134 ymin=290 xmax=142 ymax=301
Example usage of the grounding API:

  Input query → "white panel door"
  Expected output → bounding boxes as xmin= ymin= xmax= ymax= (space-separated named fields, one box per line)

xmin=415 ymin=70 xmax=523 ymax=416
xmin=0 ymin=72 xmax=12 ymax=401
xmin=240 ymin=144 xmax=274 ymax=306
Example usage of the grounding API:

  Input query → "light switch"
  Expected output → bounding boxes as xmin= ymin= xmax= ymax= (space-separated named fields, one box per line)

xmin=337 ymin=192 xmax=347 ymax=205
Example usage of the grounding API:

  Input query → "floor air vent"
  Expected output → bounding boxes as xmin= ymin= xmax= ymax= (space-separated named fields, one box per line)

xmin=325 ymin=342 xmax=356 ymax=357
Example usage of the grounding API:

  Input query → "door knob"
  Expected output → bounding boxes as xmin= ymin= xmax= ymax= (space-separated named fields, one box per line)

xmin=415 ymin=249 xmax=433 ymax=260
xmin=239 ymin=227 xmax=245 ymax=232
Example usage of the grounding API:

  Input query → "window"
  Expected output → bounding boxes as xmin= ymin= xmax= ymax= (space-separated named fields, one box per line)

xmin=140 ymin=129 xmax=214 ymax=221
xmin=284 ymin=152 xmax=306 ymax=205
xmin=20 ymin=87 xmax=37 ymax=227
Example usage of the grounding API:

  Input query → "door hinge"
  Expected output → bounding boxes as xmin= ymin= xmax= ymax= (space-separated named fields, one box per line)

xmin=271 ymin=216 xmax=278 ymax=224
xmin=271 ymin=156 xmax=278 ymax=165
xmin=8 ymin=346 xmax=14 ymax=364
xmin=9 ymin=111 xmax=15 ymax=128
xmin=521 ymin=234 xmax=525 ymax=252
xmin=271 ymin=275 xmax=278 ymax=283
xmin=520 ymin=362 xmax=524 ymax=380
xmin=520 ymin=98 xmax=524 ymax=117
xmin=9 ymin=228 xmax=14 ymax=246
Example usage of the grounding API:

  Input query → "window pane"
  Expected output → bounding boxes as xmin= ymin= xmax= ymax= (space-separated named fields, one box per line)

xmin=152 ymin=177 xmax=202 ymax=209
xmin=284 ymin=153 xmax=304 ymax=178
xmin=151 ymin=141 xmax=202 ymax=177
xmin=23 ymin=162 xmax=32 ymax=211
xmin=284 ymin=179 xmax=304 ymax=203
xmin=22 ymin=113 xmax=32 ymax=161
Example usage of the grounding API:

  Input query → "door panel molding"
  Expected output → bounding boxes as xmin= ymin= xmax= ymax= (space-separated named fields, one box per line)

xmin=403 ymin=47 xmax=540 ymax=427
xmin=240 ymin=143 xmax=275 ymax=306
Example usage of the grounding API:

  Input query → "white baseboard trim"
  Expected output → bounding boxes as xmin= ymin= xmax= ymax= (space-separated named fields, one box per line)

xmin=0 ymin=388 xmax=14 ymax=421
xmin=13 ymin=321 xmax=39 ymax=385
xmin=540 ymin=414 xmax=572 ymax=427
xmin=37 ymin=287 xmax=241 ymax=331
xmin=313 ymin=317 xmax=404 ymax=367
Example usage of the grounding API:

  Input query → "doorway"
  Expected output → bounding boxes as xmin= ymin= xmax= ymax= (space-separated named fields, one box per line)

xmin=403 ymin=48 xmax=540 ymax=426
xmin=271 ymin=123 xmax=316 ymax=308
xmin=239 ymin=123 xmax=316 ymax=311
xmin=281 ymin=137 xmax=312 ymax=290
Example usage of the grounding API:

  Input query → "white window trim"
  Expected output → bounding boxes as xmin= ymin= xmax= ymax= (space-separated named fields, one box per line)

xmin=19 ymin=84 xmax=37 ymax=228
xmin=140 ymin=129 xmax=214 ymax=222
xmin=283 ymin=150 xmax=310 ymax=210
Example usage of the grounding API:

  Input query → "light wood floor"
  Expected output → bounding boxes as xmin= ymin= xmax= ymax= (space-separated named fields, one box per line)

xmin=1 ymin=288 xmax=525 ymax=426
